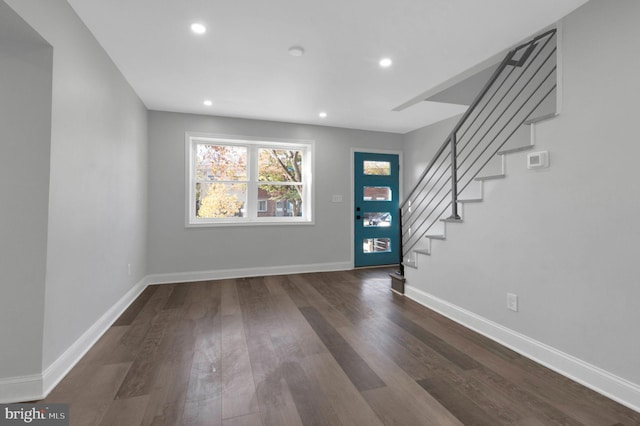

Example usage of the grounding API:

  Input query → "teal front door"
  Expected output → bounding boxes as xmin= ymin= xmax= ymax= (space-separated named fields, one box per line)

xmin=354 ymin=152 xmax=400 ymax=267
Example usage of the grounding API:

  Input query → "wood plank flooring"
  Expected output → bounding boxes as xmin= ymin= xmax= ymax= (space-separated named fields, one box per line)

xmin=42 ymin=268 xmax=640 ymax=425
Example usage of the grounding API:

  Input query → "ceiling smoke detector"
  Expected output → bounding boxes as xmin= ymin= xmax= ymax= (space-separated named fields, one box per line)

xmin=288 ymin=46 xmax=305 ymax=57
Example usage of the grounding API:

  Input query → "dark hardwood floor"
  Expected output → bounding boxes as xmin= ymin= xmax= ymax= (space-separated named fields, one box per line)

xmin=42 ymin=268 xmax=640 ymax=425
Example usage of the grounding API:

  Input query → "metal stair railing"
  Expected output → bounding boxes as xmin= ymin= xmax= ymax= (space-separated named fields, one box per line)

xmin=400 ymin=29 xmax=557 ymax=269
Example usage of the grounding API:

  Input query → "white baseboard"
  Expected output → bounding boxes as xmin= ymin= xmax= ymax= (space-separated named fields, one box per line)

xmin=41 ymin=277 xmax=149 ymax=397
xmin=405 ymin=285 xmax=640 ymax=413
xmin=147 ymin=261 xmax=353 ymax=285
xmin=0 ymin=374 xmax=43 ymax=404
xmin=0 ymin=277 xmax=149 ymax=404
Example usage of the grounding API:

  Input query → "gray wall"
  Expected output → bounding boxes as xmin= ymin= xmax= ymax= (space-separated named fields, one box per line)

xmin=403 ymin=114 xmax=460 ymax=192
xmin=148 ymin=111 xmax=402 ymax=275
xmin=5 ymin=0 xmax=149 ymax=370
xmin=0 ymin=2 xmax=52 ymax=379
xmin=404 ymin=0 xmax=640 ymax=385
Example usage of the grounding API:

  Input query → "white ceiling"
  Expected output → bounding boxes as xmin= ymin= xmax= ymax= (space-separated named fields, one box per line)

xmin=67 ymin=0 xmax=587 ymax=134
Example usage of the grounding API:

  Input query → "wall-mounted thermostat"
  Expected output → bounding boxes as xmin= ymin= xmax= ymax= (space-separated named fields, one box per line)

xmin=527 ymin=151 xmax=549 ymax=169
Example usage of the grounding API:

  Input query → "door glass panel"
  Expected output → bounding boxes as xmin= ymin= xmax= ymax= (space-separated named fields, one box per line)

xmin=363 ymin=186 xmax=391 ymax=201
xmin=363 ymin=161 xmax=391 ymax=176
xmin=363 ymin=238 xmax=391 ymax=253
xmin=363 ymin=212 xmax=391 ymax=227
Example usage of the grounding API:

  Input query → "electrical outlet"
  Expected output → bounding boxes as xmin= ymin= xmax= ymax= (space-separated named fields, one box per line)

xmin=127 ymin=263 xmax=132 ymax=276
xmin=507 ymin=293 xmax=518 ymax=312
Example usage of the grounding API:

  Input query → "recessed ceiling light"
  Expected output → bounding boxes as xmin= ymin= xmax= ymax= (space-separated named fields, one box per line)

xmin=191 ymin=23 xmax=207 ymax=35
xmin=319 ymin=112 xmax=327 ymax=118
xmin=288 ymin=46 xmax=305 ymax=57
xmin=203 ymin=100 xmax=213 ymax=106
xmin=379 ymin=58 xmax=393 ymax=68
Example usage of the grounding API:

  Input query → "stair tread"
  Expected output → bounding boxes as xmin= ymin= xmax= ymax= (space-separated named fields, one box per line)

xmin=476 ymin=174 xmax=505 ymax=181
xmin=524 ymin=111 xmax=557 ymax=124
xmin=497 ymin=144 xmax=534 ymax=155
xmin=413 ymin=248 xmax=430 ymax=255
xmin=389 ymin=272 xmax=406 ymax=282
xmin=441 ymin=217 xmax=463 ymax=223
xmin=426 ymin=234 xmax=446 ymax=240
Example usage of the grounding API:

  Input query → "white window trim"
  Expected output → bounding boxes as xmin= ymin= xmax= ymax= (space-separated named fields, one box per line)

xmin=185 ymin=132 xmax=314 ymax=227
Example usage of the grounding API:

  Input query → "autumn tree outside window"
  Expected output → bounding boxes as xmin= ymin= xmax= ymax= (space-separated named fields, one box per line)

xmin=186 ymin=133 xmax=313 ymax=226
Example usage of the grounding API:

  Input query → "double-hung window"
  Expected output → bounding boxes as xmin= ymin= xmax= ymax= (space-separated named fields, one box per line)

xmin=186 ymin=132 xmax=313 ymax=226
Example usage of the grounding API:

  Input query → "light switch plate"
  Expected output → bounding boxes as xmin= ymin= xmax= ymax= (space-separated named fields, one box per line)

xmin=507 ymin=293 xmax=518 ymax=312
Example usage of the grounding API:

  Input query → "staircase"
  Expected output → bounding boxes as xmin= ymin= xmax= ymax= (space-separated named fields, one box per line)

xmin=396 ymin=29 xmax=558 ymax=283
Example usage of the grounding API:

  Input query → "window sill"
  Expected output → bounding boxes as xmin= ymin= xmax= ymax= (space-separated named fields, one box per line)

xmin=186 ymin=218 xmax=314 ymax=228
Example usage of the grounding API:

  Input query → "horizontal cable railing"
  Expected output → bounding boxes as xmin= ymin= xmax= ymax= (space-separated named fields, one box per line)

xmin=401 ymin=29 xmax=557 ymax=264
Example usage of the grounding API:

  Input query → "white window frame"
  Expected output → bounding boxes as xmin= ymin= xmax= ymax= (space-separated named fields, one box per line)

xmin=186 ymin=132 xmax=314 ymax=227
